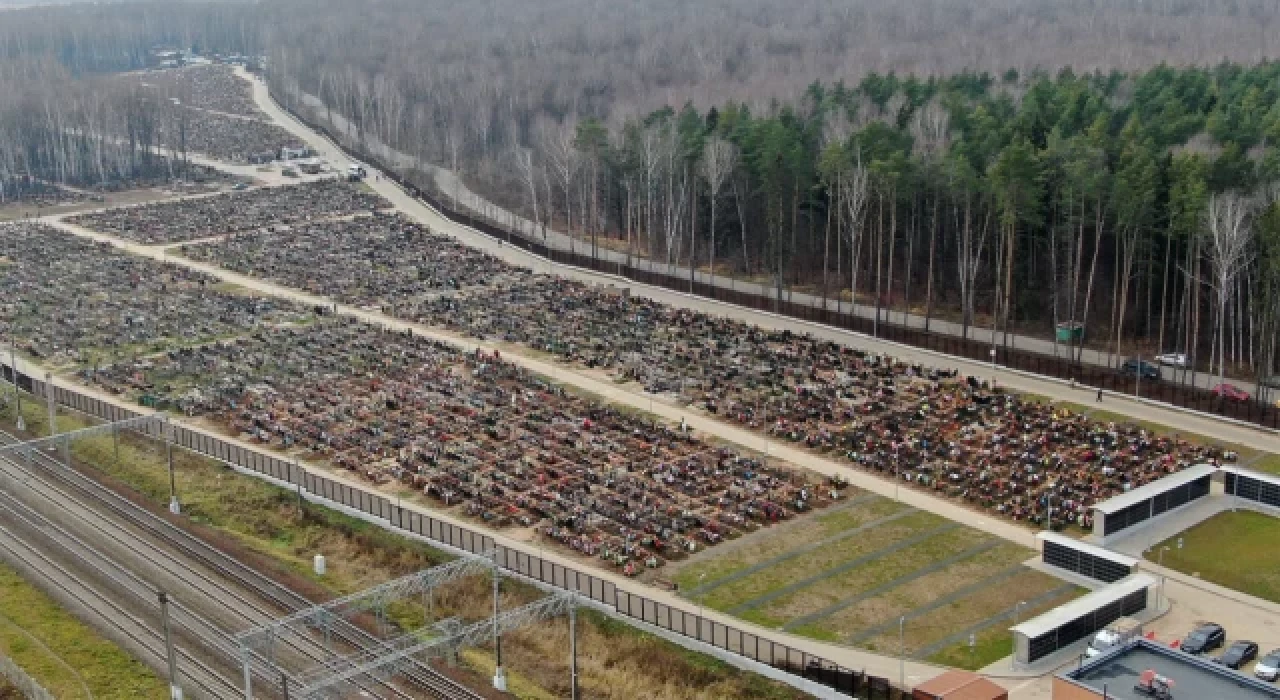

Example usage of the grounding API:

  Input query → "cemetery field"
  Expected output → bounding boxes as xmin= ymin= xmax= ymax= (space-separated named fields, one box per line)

xmin=669 ymin=494 xmax=1083 ymax=670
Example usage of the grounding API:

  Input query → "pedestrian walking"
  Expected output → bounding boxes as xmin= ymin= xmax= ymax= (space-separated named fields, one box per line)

xmin=1096 ymin=387 xmax=1103 ymax=403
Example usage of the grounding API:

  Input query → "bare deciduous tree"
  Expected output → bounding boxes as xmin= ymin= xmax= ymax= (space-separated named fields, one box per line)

xmin=840 ymin=153 xmax=871 ymax=309
xmin=1206 ymin=192 xmax=1257 ymax=388
xmin=540 ymin=117 xmax=579 ymax=253
xmin=700 ymin=136 xmax=738 ymax=286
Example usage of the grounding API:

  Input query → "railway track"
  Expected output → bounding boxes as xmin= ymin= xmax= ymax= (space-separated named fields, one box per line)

xmin=0 ymin=428 xmax=484 ymax=700
xmin=0 ymin=492 xmax=248 ymax=699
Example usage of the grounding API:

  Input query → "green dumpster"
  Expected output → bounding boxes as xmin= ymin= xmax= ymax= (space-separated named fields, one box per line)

xmin=1055 ymin=322 xmax=1084 ymax=343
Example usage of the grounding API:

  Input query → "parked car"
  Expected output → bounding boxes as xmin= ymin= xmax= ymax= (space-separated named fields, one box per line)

xmin=1156 ymin=352 xmax=1190 ymax=368
xmin=1211 ymin=383 xmax=1251 ymax=402
xmin=230 ymin=182 xmax=249 ymax=191
xmin=1255 ymin=649 xmax=1280 ymax=681
xmin=1181 ymin=623 xmax=1226 ymax=654
xmin=1087 ymin=617 xmax=1144 ymax=657
xmin=1262 ymin=375 xmax=1280 ymax=389
xmin=1216 ymin=640 xmax=1259 ymax=669
xmin=1120 ymin=359 xmax=1161 ymax=380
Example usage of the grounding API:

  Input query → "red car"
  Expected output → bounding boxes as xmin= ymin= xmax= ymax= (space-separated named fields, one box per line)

xmin=1211 ymin=383 xmax=1250 ymax=402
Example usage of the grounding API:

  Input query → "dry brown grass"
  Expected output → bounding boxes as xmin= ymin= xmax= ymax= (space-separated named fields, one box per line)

xmin=802 ymin=543 xmax=1035 ymax=642
xmin=754 ymin=527 xmax=992 ymax=627
xmin=1 ymin=398 xmax=806 ymax=700
xmin=669 ymin=496 xmax=900 ymax=590
xmin=861 ymin=570 xmax=1074 ymax=654
xmin=696 ymin=511 xmax=943 ymax=611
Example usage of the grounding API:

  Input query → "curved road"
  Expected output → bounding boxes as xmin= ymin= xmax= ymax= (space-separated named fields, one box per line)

xmin=12 ymin=68 xmax=1279 ymax=699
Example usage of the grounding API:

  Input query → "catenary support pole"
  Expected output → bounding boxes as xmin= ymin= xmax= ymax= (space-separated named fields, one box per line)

xmin=10 ymin=340 xmax=23 ymax=432
xmin=159 ymin=592 xmax=182 ymax=700
xmin=570 ymin=599 xmax=579 ymax=700
xmin=45 ymin=373 xmax=56 ymax=440
xmin=166 ymin=418 xmax=179 ymax=514
xmin=241 ymin=643 xmax=253 ymax=700
xmin=492 ymin=553 xmax=506 ymax=691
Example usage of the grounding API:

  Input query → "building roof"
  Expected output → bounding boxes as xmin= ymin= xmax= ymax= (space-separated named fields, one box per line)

xmin=913 ymin=670 xmax=1007 ymax=699
xmin=1060 ymin=639 xmax=1280 ymax=700
xmin=1037 ymin=531 xmax=1137 ymax=568
xmin=1222 ymin=464 xmax=1280 ymax=488
xmin=1091 ymin=464 xmax=1216 ymax=515
xmin=1010 ymin=574 xmax=1154 ymax=640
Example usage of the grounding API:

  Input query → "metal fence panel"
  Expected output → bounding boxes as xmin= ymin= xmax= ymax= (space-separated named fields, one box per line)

xmin=0 ymin=654 xmax=55 ymax=700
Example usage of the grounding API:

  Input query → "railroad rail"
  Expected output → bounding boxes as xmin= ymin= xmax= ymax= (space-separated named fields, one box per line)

xmin=0 ymin=429 xmax=483 ymax=700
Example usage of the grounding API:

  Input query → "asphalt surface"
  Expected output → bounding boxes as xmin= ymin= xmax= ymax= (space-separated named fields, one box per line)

xmin=10 ymin=67 xmax=1279 ymax=699
xmin=286 ymin=81 xmax=1275 ymax=400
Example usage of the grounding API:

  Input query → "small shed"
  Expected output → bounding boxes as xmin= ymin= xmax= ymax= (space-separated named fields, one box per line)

xmin=913 ymin=670 xmax=1008 ymax=700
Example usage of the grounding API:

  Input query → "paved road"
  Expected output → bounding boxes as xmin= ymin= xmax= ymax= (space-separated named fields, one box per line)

xmin=276 ymin=79 xmax=1273 ymax=401
xmin=246 ymin=72 xmax=1280 ymax=696
xmin=16 ymin=68 xmax=1280 ymax=699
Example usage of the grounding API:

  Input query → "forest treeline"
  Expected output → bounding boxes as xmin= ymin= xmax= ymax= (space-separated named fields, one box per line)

xmin=3 ymin=0 xmax=1280 ymax=386
xmin=0 ymin=56 xmax=209 ymax=196
xmin=289 ymin=63 xmax=1280 ymax=388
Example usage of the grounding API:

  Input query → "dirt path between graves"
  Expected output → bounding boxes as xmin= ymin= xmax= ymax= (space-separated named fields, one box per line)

xmin=14 ymin=69 xmax=1279 ymax=698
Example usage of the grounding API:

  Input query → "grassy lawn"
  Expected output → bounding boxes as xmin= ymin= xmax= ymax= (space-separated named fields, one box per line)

xmin=0 ymin=396 xmax=808 ymax=700
xmin=928 ymin=624 xmax=1021 ymax=671
xmin=693 ymin=511 xmax=945 ymax=612
xmin=669 ymin=495 xmax=901 ymax=592
xmin=861 ymin=569 xmax=1074 ymax=652
xmin=0 ymin=564 xmax=166 ymax=699
xmin=789 ymin=542 xmax=1035 ymax=642
xmin=924 ymin=585 xmax=1080 ymax=670
xmin=1249 ymin=453 xmax=1280 ymax=476
xmin=751 ymin=527 xmax=992 ymax=628
xmin=1146 ymin=510 xmax=1280 ymax=603
xmin=667 ymin=465 xmax=1072 ymax=670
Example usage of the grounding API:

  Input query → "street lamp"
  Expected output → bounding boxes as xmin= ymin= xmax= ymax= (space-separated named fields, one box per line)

xmin=899 ymin=615 xmax=906 ymax=689
xmin=1157 ymin=546 xmax=1171 ymax=610
xmin=1011 ymin=601 xmax=1026 ymax=670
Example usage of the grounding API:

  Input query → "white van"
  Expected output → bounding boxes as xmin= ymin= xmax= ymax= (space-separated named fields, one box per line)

xmin=1087 ymin=617 xmax=1143 ymax=657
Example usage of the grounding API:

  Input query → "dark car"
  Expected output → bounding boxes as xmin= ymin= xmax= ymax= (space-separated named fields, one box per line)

xmin=1182 ymin=623 xmax=1226 ymax=654
xmin=1217 ymin=640 xmax=1260 ymax=669
xmin=1120 ymin=358 xmax=1161 ymax=381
